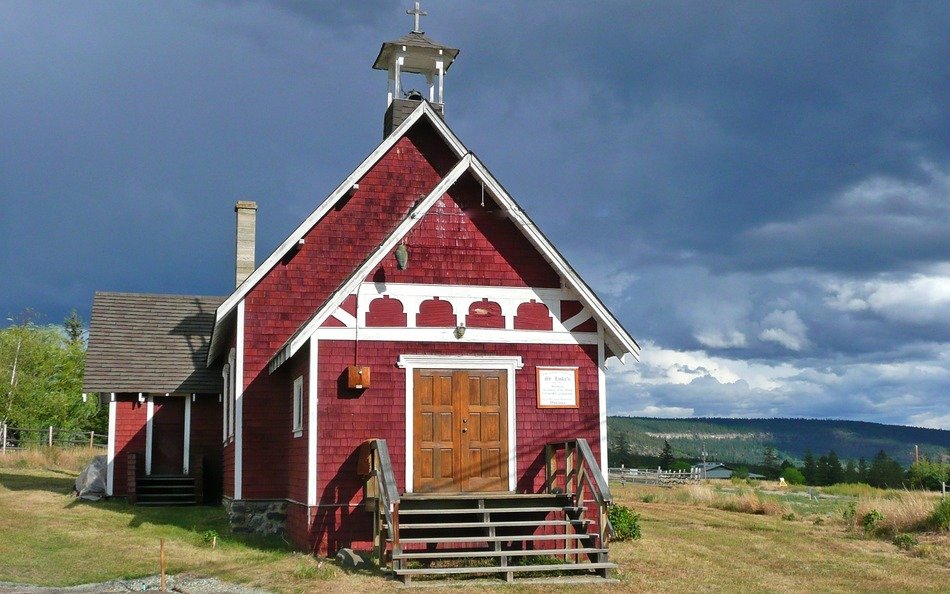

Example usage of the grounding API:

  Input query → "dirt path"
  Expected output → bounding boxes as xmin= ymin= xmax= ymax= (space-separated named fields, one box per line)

xmin=0 ymin=575 xmax=271 ymax=594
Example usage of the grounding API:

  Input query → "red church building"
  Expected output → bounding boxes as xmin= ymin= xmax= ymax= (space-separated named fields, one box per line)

xmin=84 ymin=10 xmax=639 ymax=581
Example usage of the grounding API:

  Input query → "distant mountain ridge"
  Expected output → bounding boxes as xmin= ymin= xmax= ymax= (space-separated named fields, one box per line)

xmin=608 ymin=417 xmax=950 ymax=466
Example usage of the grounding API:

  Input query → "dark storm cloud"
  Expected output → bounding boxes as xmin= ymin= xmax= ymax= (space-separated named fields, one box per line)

xmin=1 ymin=1 xmax=947 ymax=426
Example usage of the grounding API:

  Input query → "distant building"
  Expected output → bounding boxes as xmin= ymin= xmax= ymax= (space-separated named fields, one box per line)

xmin=693 ymin=462 xmax=764 ymax=480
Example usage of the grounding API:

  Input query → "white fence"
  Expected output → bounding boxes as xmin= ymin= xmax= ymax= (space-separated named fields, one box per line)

xmin=0 ymin=423 xmax=107 ymax=453
xmin=609 ymin=466 xmax=702 ymax=487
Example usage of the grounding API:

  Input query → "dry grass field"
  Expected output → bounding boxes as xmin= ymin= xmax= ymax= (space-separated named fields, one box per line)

xmin=0 ymin=451 xmax=947 ymax=593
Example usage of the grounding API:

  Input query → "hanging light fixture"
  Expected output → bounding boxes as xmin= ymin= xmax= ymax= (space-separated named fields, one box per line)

xmin=395 ymin=242 xmax=409 ymax=269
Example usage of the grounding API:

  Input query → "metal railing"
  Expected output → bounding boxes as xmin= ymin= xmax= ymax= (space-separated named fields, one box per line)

xmin=545 ymin=438 xmax=612 ymax=546
xmin=358 ymin=438 xmax=400 ymax=566
xmin=1 ymin=423 xmax=107 ymax=453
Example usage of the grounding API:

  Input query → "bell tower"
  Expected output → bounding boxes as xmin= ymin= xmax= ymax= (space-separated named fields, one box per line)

xmin=372 ymin=2 xmax=460 ymax=137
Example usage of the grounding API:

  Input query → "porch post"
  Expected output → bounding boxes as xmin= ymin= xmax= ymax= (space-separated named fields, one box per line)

xmin=183 ymin=395 xmax=192 ymax=474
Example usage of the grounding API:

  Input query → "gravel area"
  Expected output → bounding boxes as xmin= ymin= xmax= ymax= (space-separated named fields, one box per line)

xmin=0 ymin=575 xmax=271 ymax=594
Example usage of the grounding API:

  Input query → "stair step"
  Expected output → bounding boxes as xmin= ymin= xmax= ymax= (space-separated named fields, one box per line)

xmin=393 ymin=547 xmax=608 ymax=560
xmin=398 ymin=506 xmax=577 ymax=515
xmin=399 ymin=519 xmax=589 ymax=530
xmin=137 ymin=485 xmax=195 ymax=491
xmin=393 ymin=533 xmax=594 ymax=545
xmin=394 ymin=562 xmax=617 ymax=576
xmin=400 ymin=492 xmax=565 ymax=500
xmin=136 ymin=501 xmax=196 ymax=506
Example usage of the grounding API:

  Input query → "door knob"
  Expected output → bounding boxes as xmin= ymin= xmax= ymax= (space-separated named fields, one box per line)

xmin=462 ymin=428 xmax=468 ymax=433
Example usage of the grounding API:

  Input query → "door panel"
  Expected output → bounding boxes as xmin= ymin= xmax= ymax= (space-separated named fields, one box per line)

xmin=413 ymin=368 xmax=508 ymax=493
xmin=152 ymin=398 xmax=185 ymax=475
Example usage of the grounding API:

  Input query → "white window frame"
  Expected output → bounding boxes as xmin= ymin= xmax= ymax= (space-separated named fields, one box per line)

xmin=222 ymin=363 xmax=230 ymax=443
xmin=228 ymin=348 xmax=237 ymax=440
xmin=292 ymin=375 xmax=304 ymax=438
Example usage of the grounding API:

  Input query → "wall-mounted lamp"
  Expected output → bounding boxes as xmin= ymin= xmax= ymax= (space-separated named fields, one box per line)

xmin=395 ymin=242 xmax=409 ymax=269
xmin=454 ymin=325 xmax=466 ymax=339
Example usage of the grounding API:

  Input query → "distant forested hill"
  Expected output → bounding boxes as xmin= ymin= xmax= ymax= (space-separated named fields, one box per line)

xmin=608 ymin=417 xmax=950 ymax=467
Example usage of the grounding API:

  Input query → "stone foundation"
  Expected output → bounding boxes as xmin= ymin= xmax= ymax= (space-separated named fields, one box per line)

xmin=225 ymin=498 xmax=288 ymax=535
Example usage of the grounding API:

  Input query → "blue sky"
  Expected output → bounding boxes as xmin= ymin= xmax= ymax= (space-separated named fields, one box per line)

xmin=1 ymin=1 xmax=948 ymax=428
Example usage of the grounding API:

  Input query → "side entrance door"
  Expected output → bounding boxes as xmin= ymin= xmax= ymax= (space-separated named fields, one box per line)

xmin=152 ymin=397 xmax=185 ymax=475
xmin=413 ymin=369 xmax=509 ymax=493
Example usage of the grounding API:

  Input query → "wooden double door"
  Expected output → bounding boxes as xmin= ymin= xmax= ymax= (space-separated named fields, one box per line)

xmin=413 ymin=369 xmax=509 ymax=493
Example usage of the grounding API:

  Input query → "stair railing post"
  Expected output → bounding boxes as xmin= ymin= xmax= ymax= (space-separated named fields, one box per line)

xmin=544 ymin=444 xmax=553 ymax=493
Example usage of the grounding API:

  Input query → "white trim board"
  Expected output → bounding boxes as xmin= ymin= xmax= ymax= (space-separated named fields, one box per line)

xmin=183 ymin=395 xmax=192 ymax=475
xmin=314 ymin=327 xmax=598 ymax=345
xmin=234 ymin=300 xmax=245 ymax=500
xmin=397 ymin=355 xmax=522 ymax=493
xmin=208 ymin=102 xmax=465 ymax=365
xmin=307 ymin=338 xmax=319 ymax=509
xmin=145 ymin=396 xmax=154 ymax=476
xmin=106 ymin=394 xmax=116 ymax=496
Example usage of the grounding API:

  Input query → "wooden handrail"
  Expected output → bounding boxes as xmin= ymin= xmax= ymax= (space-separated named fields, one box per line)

xmin=360 ymin=439 xmax=401 ymax=566
xmin=545 ymin=438 xmax=613 ymax=545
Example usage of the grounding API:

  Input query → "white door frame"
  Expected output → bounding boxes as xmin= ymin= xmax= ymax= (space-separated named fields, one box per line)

xmin=397 ymin=355 xmax=523 ymax=493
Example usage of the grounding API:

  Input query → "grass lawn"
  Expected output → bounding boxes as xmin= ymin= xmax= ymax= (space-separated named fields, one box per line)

xmin=1 ymin=465 xmax=947 ymax=593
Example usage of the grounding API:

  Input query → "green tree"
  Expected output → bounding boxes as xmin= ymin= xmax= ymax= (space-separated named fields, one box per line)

xmin=1 ymin=315 xmax=99 ymax=432
xmin=762 ymin=446 xmax=779 ymax=478
xmin=816 ymin=454 xmax=831 ymax=486
xmin=907 ymin=459 xmax=949 ymax=491
xmin=868 ymin=450 xmax=905 ymax=489
xmin=826 ymin=450 xmax=844 ymax=485
xmin=843 ymin=459 xmax=859 ymax=483
xmin=857 ymin=457 xmax=869 ymax=483
xmin=802 ymin=450 xmax=817 ymax=485
xmin=659 ymin=439 xmax=674 ymax=470
xmin=64 ymin=310 xmax=84 ymax=344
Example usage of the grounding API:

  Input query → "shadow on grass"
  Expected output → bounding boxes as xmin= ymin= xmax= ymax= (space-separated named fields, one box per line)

xmin=62 ymin=496 xmax=295 ymax=554
xmin=0 ymin=468 xmax=76 ymax=494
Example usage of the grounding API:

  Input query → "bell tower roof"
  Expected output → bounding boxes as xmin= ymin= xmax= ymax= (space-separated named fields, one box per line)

xmin=371 ymin=31 xmax=460 ymax=74
xmin=373 ymin=3 xmax=460 ymax=137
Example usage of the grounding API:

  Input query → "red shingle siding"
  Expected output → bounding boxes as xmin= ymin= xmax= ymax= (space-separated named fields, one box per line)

xmin=365 ymin=296 xmax=407 ymax=327
xmin=368 ymin=172 xmax=561 ymax=288
xmin=112 ymin=394 xmax=147 ymax=497
xmin=286 ymin=345 xmax=309 ymax=504
xmin=415 ymin=298 xmax=455 ymax=327
xmin=309 ymin=339 xmax=601 ymax=550
xmin=514 ymin=301 xmax=554 ymax=330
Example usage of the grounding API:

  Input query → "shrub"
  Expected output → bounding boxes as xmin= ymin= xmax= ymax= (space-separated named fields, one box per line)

xmin=781 ymin=467 xmax=805 ymax=485
xmin=931 ymin=497 xmax=950 ymax=531
xmin=862 ymin=509 xmax=884 ymax=535
xmin=856 ymin=492 xmax=935 ymax=535
xmin=782 ymin=512 xmax=796 ymax=521
xmin=201 ymin=529 xmax=219 ymax=545
xmin=640 ymin=494 xmax=656 ymax=503
xmin=608 ymin=504 xmax=642 ymax=541
xmin=908 ymin=460 xmax=949 ymax=491
xmin=842 ymin=502 xmax=857 ymax=528
xmin=893 ymin=533 xmax=918 ymax=550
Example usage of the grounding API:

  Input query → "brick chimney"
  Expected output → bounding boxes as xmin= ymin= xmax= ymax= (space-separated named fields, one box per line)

xmin=234 ymin=201 xmax=257 ymax=288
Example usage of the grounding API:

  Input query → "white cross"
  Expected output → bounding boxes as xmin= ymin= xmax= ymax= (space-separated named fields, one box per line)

xmin=407 ymin=1 xmax=427 ymax=33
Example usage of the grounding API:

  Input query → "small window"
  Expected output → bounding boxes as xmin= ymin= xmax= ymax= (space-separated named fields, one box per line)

xmin=222 ymin=363 xmax=230 ymax=442
xmin=292 ymin=375 xmax=304 ymax=437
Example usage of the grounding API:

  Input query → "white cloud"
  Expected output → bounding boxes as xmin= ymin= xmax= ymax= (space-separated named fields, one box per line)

xmin=758 ymin=309 xmax=809 ymax=351
xmin=606 ymin=340 xmax=950 ymax=430
xmin=695 ymin=329 xmax=747 ymax=349
xmin=826 ymin=264 xmax=950 ymax=324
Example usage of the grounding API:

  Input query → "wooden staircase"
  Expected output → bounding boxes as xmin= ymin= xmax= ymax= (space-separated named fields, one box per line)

xmin=360 ymin=438 xmax=616 ymax=584
xmin=134 ymin=475 xmax=197 ymax=506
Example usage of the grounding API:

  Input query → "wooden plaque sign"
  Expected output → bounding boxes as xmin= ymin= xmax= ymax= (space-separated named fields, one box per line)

xmin=536 ymin=366 xmax=579 ymax=408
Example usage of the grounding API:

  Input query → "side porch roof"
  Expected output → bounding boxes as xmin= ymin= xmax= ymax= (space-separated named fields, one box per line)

xmin=84 ymin=292 xmax=224 ymax=394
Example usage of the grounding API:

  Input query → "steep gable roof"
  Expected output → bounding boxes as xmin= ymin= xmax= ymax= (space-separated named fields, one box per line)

xmin=208 ymin=102 xmax=639 ymax=368
xmin=85 ymin=292 xmax=224 ymax=394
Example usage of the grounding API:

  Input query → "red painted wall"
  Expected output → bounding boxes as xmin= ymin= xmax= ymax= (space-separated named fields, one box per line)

xmin=286 ymin=345 xmax=310 ymax=504
xmin=306 ymin=339 xmax=600 ymax=552
xmin=112 ymin=394 xmax=147 ymax=497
